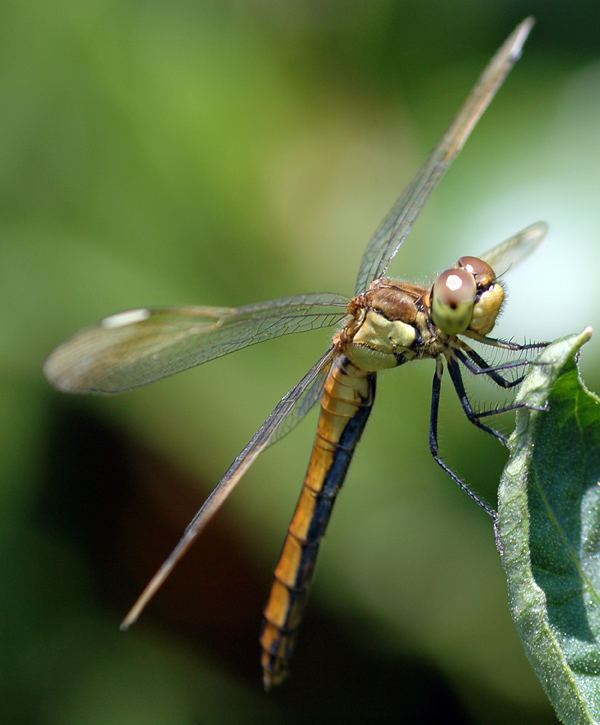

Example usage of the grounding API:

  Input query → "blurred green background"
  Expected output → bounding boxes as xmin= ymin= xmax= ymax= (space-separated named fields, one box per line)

xmin=2 ymin=1 xmax=599 ymax=723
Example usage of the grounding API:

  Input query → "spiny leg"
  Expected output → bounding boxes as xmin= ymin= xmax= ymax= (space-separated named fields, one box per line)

xmin=450 ymin=350 xmax=543 ymax=416
xmin=454 ymin=346 xmax=529 ymax=388
xmin=457 ymin=335 xmax=548 ymax=383
xmin=429 ymin=358 xmax=496 ymax=519
xmin=465 ymin=334 xmax=549 ymax=353
xmin=446 ymin=356 xmax=509 ymax=446
xmin=453 ymin=347 xmax=548 ymax=415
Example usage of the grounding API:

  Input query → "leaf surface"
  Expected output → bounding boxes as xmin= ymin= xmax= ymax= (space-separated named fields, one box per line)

xmin=498 ymin=328 xmax=600 ymax=724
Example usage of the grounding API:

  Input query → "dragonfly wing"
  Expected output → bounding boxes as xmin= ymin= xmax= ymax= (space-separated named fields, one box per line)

xmin=267 ymin=358 xmax=329 ymax=446
xmin=355 ymin=18 xmax=534 ymax=294
xmin=44 ymin=292 xmax=349 ymax=393
xmin=480 ymin=221 xmax=548 ymax=277
xmin=121 ymin=346 xmax=337 ymax=629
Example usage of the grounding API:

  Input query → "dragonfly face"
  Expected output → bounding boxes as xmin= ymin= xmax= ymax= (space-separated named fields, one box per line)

xmin=43 ymin=18 xmax=547 ymax=689
xmin=433 ymin=256 xmax=504 ymax=336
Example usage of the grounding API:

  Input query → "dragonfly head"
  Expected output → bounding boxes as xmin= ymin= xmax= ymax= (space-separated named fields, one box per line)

xmin=431 ymin=256 xmax=504 ymax=337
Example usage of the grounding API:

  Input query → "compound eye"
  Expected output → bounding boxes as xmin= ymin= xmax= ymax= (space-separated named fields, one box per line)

xmin=431 ymin=267 xmax=477 ymax=335
xmin=456 ymin=256 xmax=495 ymax=284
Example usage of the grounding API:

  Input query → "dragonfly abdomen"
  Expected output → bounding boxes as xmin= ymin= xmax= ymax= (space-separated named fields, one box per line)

xmin=260 ymin=356 xmax=376 ymax=689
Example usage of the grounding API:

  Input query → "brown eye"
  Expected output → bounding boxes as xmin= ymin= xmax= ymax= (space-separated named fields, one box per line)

xmin=455 ymin=257 xmax=506 ymax=336
xmin=431 ymin=267 xmax=477 ymax=335
xmin=435 ymin=268 xmax=477 ymax=307
xmin=456 ymin=256 xmax=495 ymax=284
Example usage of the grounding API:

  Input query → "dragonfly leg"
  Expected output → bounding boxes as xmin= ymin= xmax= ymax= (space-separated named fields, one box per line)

xmin=446 ymin=356 xmax=508 ymax=446
xmin=429 ymin=359 xmax=496 ymax=519
xmin=464 ymin=334 xmax=549 ymax=353
xmin=478 ymin=336 xmax=549 ymax=352
xmin=454 ymin=346 xmax=532 ymax=388
xmin=453 ymin=347 xmax=548 ymax=414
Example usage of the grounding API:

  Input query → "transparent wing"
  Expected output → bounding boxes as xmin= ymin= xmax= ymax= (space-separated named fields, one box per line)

xmin=480 ymin=221 xmax=548 ymax=277
xmin=355 ymin=17 xmax=534 ymax=294
xmin=44 ymin=292 xmax=349 ymax=393
xmin=121 ymin=346 xmax=337 ymax=629
xmin=268 ymin=359 xmax=329 ymax=446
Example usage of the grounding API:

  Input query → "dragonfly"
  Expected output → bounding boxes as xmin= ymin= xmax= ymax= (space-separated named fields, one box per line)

xmin=44 ymin=18 xmax=546 ymax=689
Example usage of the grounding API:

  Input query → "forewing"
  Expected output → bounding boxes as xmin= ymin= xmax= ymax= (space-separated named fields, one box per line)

xmin=355 ymin=18 xmax=534 ymax=294
xmin=121 ymin=346 xmax=337 ymax=628
xmin=44 ymin=293 xmax=349 ymax=393
xmin=480 ymin=221 xmax=548 ymax=277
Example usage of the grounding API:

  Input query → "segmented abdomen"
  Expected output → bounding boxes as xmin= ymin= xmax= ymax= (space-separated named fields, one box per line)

xmin=259 ymin=355 xmax=375 ymax=689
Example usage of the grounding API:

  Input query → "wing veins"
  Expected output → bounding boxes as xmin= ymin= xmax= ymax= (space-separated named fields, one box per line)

xmin=121 ymin=346 xmax=337 ymax=629
xmin=355 ymin=17 xmax=534 ymax=293
xmin=44 ymin=293 xmax=349 ymax=393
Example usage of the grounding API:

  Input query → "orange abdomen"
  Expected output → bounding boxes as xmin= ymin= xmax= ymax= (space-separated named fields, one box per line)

xmin=259 ymin=356 xmax=375 ymax=689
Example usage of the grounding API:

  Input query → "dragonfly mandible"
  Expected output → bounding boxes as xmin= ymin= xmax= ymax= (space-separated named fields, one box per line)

xmin=44 ymin=18 xmax=545 ymax=689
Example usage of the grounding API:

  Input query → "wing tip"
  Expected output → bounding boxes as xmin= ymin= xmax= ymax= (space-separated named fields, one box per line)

xmin=510 ymin=18 xmax=535 ymax=58
xmin=43 ymin=348 xmax=76 ymax=393
xmin=43 ymin=347 xmax=117 ymax=395
xmin=526 ymin=220 xmax=549 ymax=245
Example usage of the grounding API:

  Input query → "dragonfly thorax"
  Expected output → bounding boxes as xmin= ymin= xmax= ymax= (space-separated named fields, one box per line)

xmin=342 ymin=279 xmax=435 ymax=371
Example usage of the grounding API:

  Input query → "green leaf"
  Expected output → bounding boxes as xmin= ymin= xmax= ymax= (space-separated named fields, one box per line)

xmin=498 ymin=327 xmax=600 ymax=724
